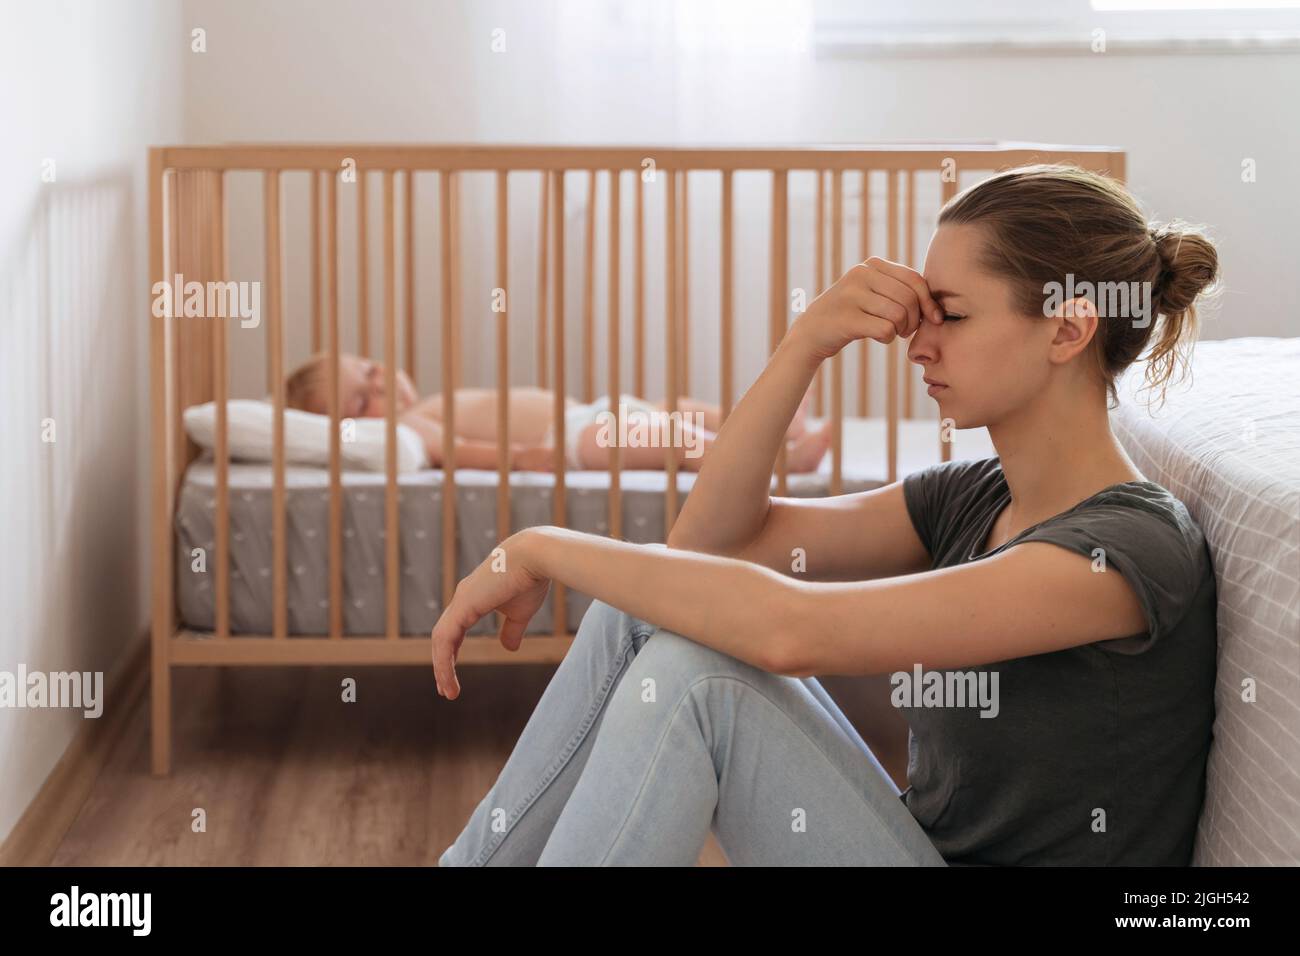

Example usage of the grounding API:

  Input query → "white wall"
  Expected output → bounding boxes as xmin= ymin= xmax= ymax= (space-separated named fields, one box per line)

xmin=0 ymin=0 xmax=183 ymax=846
xmin=178 ymin=0 xmax=1299 ymax=410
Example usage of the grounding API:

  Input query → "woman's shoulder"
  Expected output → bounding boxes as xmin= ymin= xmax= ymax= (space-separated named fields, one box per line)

xmin=1079 ymin=479 xmax=1210 ymax=560
xmin=1022 ymin=480 xmax=1216 ymax=654
xmin=905 ymin=455 xmax=1004 ymax=500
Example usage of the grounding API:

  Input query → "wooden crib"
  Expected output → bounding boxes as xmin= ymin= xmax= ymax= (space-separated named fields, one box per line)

xmin=148 ymin=142 xmax=1126 ymax=775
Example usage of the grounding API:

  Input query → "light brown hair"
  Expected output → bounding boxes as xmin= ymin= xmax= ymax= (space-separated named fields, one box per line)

xmin=285 ymin=352 xmax=330 ymax=413
xmin=937 ymin=163 xmax=1221 ymax=410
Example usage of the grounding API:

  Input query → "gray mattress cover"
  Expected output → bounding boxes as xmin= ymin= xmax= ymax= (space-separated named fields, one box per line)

xmin=175 ymin=417 xmax=995 ymax=636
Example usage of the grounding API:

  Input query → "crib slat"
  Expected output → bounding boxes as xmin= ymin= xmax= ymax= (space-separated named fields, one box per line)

xmin=167 ymin=172 xmax=184 ymax=488
xmin=537 ymin=172 xmax=549 ymax=389
xmin=496 ymin=171 xmax=511 ymax=551
xmin=405 ymin=170 xmax=416 ymax=380
xmin=212 ymin=171 xmax=230 ymax=641
xmin=859 ymin=169 xmax=870 ymax=417
xmin=183 ymin=170 xmax=201 ymax=568
xmin=720 ymin=169 xmax=733 ymax=423
xmin=583 ymin=169 xmax=596 ymax=403
xmin=195 ymin=173 xmax=212 ymax=437
xmin=551 ymin=169 xmax=568 ymax=636
xmin=149 ymin=150 xmax=173 ymax=775
xmin=634 ymin=171 xmax=645 ymax=400
xmin=440 ymin=171 xmax=458 ymax=611
xmin=813 ymin=170 xmax=826 ymax=419
xmin=904 ymin=169 xmax=916 ymax=420
xmin=831 ymin=169 xmax=844 ymax=498
xmin=327 ymin=172 xmax=344 ymax=640
xmin=383 ymin=171 xmax=400 ymax=640
xmin=606 ymin=168 xmax=623 ymax=539
xmin=769 ymin=168 xmax=789 ymax=496
xmin=357 ymin=169 xmax=370 ymax=357
xmin=940 ymin=174 xmax=957 ymax=463
xmin=886 ymin=171 xmax=900 ymax=484
xmin=451 ymin=174 xmax=463 ymax=390
xmin=311 ymin=171 xmax=321 ymax=352
xmin=664 ymin=168 xmax=680 ymax=534
xmin=159 ymin=167 xmax=182 ymax=515
xmin=263 ymin=170 xmax=287 ymax=641
xmin=680 ymin=171 xmax=690 ymax=397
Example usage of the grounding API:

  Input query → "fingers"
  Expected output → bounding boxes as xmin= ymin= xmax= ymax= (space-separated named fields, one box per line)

xmin=431 ymin=620 xmax=462 ymax=700
xmin=840 ymin=287 xmax=912 ymax=343
xmin=498 ymin=615 xmax=527 ymax=652
xmin=861 ymin=289 xmax=915 ymax=339
xmin=859 ymin=257 xmax=944 ymax=327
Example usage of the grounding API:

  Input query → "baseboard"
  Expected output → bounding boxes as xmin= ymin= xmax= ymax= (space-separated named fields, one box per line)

xmin=0 ymin=628 xmax=150 ymax=866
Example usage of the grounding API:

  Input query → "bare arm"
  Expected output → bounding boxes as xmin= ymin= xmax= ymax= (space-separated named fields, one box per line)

xmin=523 ymin=526 xmax=796 ymax=673
xmin=781 ymin=542 xmax=1149 ymax=678
xmin=431 ymin=525 xmax=1148 ymax=696
xmin=508 ymin=527 xmax=1142 ymax=679
xmin=666 ymin=330 xmax=821 ymax=556
xmin=668 ymin=257 xmax=944 ymax=581
xmin=728 ymin=483 xmax=931 ymax=581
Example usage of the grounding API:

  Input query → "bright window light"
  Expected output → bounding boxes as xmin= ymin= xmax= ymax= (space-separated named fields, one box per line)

xmin=675 ymin=0 xmax=813 ymax=54
xmin=1091 ymin=1 xmax=1300 ymax=9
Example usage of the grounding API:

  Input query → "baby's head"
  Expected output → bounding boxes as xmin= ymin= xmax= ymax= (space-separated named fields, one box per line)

xmin=286 ymin=352 xmax=418 ymax=418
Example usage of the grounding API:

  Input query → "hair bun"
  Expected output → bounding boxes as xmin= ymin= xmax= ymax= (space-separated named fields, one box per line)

xmin=1147 ymin=220 xmax=1219 ymax=316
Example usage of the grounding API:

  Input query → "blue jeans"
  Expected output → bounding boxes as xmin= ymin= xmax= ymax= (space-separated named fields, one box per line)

xmin=438 ymin=576 xmax=947 ymax=866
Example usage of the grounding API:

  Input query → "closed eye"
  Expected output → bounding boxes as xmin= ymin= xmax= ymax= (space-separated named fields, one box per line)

xmin=943 ymin=313 xmax=965 ymax=322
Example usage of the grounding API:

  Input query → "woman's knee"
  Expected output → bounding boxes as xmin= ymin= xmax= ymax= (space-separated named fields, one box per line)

xmin=628 ymin=626 xmax=766 ymax=689
xmin=575 ymin=596 xmax=655 ymax=652
xmin=576 ymin=596 xmax=627 ymax=636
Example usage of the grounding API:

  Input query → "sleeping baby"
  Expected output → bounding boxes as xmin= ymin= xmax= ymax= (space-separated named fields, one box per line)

xmin=284 ymin=352 xmax=832 ymax=473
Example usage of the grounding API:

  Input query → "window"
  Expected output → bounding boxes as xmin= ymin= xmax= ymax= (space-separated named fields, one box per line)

xmin=813 ymin=0 xmax=1300 ymax=55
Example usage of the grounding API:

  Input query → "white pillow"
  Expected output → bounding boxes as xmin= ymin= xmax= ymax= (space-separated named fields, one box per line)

xmin=183 ymin=399 xmax=429 ymax=473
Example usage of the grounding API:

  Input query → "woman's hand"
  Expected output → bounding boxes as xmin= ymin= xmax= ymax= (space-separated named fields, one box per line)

xmin=432 ymin=528 xmax=552 ymax=700
xmin=791 ymin=256 xmax=945 ymax=362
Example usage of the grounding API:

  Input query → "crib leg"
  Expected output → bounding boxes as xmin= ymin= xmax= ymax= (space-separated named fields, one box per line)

xmin=151 ymin=630 xmax=172 ymax=777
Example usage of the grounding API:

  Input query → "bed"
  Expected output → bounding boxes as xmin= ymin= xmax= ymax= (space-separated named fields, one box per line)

xmin=1110 ymin=336 xmax=1300 ymax=866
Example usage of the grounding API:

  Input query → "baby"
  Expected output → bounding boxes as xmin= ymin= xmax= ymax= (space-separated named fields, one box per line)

xmin=285 ymin=352 xmax=832 ymax=472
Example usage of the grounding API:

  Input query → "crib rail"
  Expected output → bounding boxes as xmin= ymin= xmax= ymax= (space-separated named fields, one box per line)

xmin=148 ymin=142 xmax=1124 ymax=771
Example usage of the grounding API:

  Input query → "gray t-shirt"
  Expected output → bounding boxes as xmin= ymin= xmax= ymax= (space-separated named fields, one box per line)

xmin=897 ymin=456 xmax=1217 ymax=865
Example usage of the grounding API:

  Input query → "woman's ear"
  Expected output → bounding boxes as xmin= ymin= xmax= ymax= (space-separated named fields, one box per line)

xmin=1048 ymin=295 xmax=1100 ymax=364
xmin=1060 ymin=293 xmax=1092 ymax=323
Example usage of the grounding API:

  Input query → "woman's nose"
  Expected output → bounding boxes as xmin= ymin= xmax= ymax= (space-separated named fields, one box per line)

xmin=907 ymin=319 xmax=939 ymax=365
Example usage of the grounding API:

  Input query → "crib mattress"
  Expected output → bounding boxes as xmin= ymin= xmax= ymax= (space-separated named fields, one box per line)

xmin=1110 ymin=336 xmax=1300 ymax=866
xmin=174 ymin=416 xmax=994 ymax=637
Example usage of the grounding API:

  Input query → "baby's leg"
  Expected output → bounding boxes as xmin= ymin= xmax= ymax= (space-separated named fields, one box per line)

xmin=653 ymin=394 xmax=809 ymax=440
xmin=653 ymin=397 xmax=722 ymax=432
xmin=575 ymin=413 xmax=829 ymax=473
xmin=573 ymin=416 xmax=715 ymax=471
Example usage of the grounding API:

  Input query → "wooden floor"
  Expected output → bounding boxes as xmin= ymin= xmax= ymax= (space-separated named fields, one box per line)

xmin=50 ymin=662 xmax=910 ymax=867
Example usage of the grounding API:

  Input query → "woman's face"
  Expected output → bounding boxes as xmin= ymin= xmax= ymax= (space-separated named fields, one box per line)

xmin=908 ymin=223 xmax=1061 ymax=430
xmin=331 ymin=355 xmax=418 ymax=418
